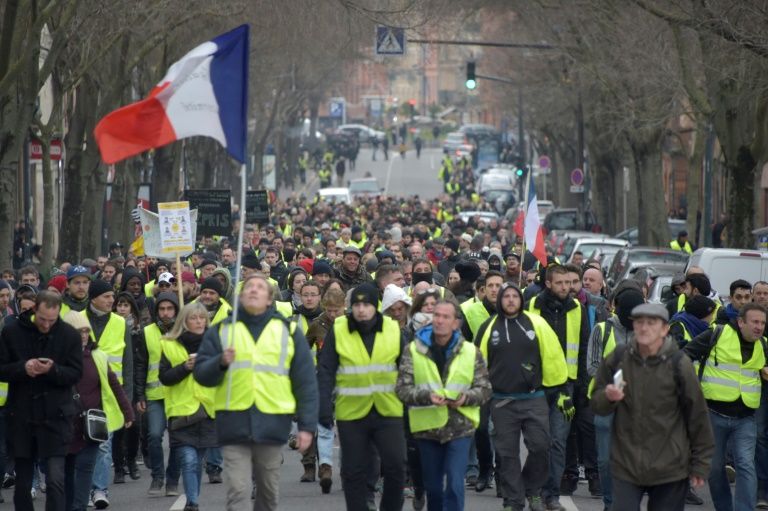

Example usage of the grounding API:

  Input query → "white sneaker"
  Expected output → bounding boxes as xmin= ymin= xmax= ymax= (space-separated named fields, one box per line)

xmin=92 ymin=489 xmax=109 ymax=509
xmin=756 ymin=499 xmax=768 ymax=510
xmin=30 ymin=487 xmax=36 ymax=500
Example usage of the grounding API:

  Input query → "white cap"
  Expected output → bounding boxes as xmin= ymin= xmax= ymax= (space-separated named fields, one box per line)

xmin=158 ymin=272 xmax=176 ymax=284
xmin=381 ymin=283 xmax=412 ymax=312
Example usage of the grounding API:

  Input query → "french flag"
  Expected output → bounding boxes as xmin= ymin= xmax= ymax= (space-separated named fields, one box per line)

xmin=524 ymin=172 xmax=547 ymax=267
xmin=94 ymin=25 xmax=249 ymax=165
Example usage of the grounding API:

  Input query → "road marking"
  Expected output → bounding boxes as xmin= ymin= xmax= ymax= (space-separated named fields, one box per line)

xmin=170 ymin=494 xmax=187 ymax=510
xmin=430 ymin=155 xmax=434 ymax=171
xmin=384 ymin=153 xmax=396 ymax=194
xmin=560 ymin=496 xmax=579 ymax=511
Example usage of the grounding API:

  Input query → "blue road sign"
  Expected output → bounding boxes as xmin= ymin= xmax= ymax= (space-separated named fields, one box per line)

xmin=376 ymin=25 xmax=405 ymax=55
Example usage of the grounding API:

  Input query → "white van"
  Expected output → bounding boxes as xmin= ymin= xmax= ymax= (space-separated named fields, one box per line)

xmin=317 ymin=187 xmax=351 ymax=204
xmin=686 ymin=248 xmax=768 ymax=298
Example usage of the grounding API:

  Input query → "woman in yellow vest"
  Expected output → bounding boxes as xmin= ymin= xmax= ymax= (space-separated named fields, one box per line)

xmin=62 ymin=312 xmax=133 ymax=511
xmin=159 ymin=303 xmax=217 ymax=511
xmin=396 ymin=300 xmax=491 ymax=511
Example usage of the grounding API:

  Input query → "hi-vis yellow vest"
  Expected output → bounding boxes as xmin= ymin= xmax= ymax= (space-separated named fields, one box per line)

xmin=214 ymin=319 xmax=297 ymax=415
xmin=669 ymin=240 xmax=692 ymax=254
xmin=83 ymin=311 xmax=126 ymax=384
xmin=527 ymin=296 xmax=581 ymax=380
xmin=408 ymin=341 xmax=479 ymax=433
xmin=700 ymin=326 xmax=764 ymax=409
xmin=91 ymin=349 xmax=125 ymax=432
xmin=161 ymin=340 xmax=216 ymax=419
xmin=143 ymin=324 xmax=166 ymax=401
xmin=463 ymin=301 xmax=490 ymax=341
xmin=587 ymin=322 xmax=617 ymax=398
xmin=0 ymin=381 xmax=7 ymax=406
xmin=275 ymin=300 xmax=293 ymax=319
xmin=211 ymin=299 xmax=232 ymax=325
xmin=334 ymin=315 xmax=403 ymax=420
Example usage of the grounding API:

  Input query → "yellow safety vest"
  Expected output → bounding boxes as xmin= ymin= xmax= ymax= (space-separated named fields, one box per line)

xmin=408 ymin=340 xmax=479 ymax=433
xmin=334 ymin=315 xmax=403 ymax=421
xmin=143 ymin=323 xmax=166 ymax=401
xmin=669 ymin=239 xmax=693 ymax=254
xmin=463 ymin=300 xmax=490 ymax=341
xmin=161 ymin=340 xmax=216 ymax=419
xmin=700 ymin=326 xmax=764 ymax=409
xmin=477 ymin=312 xmax=568 ymax=389
xmin=144 ymin=280 xmax=156 ymax=298
xmin=527 ymin=296 xmax=581 ymax=380
xmin=214 ymin=319 xmax=296 ymax=414
xmin=211 ymin=299 xmax=232 ymax=325
xmin=275 ymin=300 xmax=293 ymax=319
xmin=91 ymin=349 xmax=125 ymax=432
xmin=0 ymin=381 xmax=7 ymax=406
xmin=676 ymin=293 xmax=686 ymax=313
xmin=83 ymin=311 xmax=126 ymax=384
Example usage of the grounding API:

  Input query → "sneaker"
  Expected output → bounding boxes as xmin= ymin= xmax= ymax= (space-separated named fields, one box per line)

xmin=757 ymin=499 xmax=768 ymax=510
xmin=148 ymin=478 xmax=164 ymax=496
xmin=545 ymin=498 xmax=566 ymax=511
xmin=208 ymin=470 xmax=223 ymax=484
xmin=113 ymin=471 xmax=125 ymax=484
xmin=30 ymin=487 xmax=36 ymax=500
xmin=413 ymin=489 xmax=425 ymax=510
xmin=128 ymin=461 xmax=141 ymax=480
xmin=182 ymin=504 xmax=199 ymax=511
xmin=528 ymin=496 xmax=546 ymax=511
xmin=165 ymin=483 xmax=179 ymax=497
xmin=465 ymin=474 xmax=478 ymax=488
xmin=92 ymin=489 xmax=109 ymax=509
xmin=686 ymin=486 xmax=704 ymax=506
xmin=2 ymin=473 xmax=14 ymax=489
xmin=726 ymin=464 xmax=736 ymax=483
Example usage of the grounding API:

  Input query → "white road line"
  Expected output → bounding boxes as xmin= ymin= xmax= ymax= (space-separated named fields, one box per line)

xmin=170 ymin=494 xmax=187 ymax=511
xmin=560 ymin=496 xmax=579 ymax=511
xmin=384 ymin=153 xmax=396 ymax=194
xmin=430 ymin=155 xmax=435 ymax=171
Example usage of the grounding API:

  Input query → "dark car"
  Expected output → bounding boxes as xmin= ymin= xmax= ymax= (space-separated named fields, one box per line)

xmin=605 ymin=247 xmax=689 ymax=291
xmin=542 ymin=208 xmax=601 ymax=235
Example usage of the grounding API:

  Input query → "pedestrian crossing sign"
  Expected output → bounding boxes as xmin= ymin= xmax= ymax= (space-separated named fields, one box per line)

xmin=376 ymin=25 xmax=405 ymax=55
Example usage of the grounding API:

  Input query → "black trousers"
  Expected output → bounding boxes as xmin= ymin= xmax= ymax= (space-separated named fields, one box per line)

xmin=474 ymin=403 xmax=494 ymax=478
xmin=337 ymin=410 xmax=405 ymax=511
xmin=563 ymin=383 xmax=598 ymax=480
xmin=612 ymin=478 xmax=688 ymax=511
xmin=15 ymin=456 xmax=65 ymax=511
xmin=112 ymin=425 xmax=140 ymax=473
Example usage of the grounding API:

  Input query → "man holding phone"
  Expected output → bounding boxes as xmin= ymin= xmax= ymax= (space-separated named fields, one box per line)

xmin=591 ymin=303 xmax=714 ymax=510
xmin=0 ymin=291 xmax=83 ymax=510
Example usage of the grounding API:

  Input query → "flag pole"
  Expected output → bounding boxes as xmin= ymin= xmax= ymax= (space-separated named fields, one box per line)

xmin=518 ymin=170 xmax=531 ymax=289
xmin=227 ymin=165 xmax=247 ymax=345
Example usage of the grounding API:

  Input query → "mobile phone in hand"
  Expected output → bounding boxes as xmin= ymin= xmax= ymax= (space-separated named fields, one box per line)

xmin=38 ymin=358 xmax=52 ymax=363
xmin=613 ymin=369 xmax=625 ymax=390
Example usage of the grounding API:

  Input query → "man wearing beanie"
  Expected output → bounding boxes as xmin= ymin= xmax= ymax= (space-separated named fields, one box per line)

xmin=670 ymin=295 xmax=717 ymax=348
xmin=474 ymin=283 xmax=567 ymax=511
xmin=437 ymin=238 xmax=461 ymax=279
xmin=196 ymin=276 xmax=232 ymax=326
xmin=317 ymin=282 xmax=408 ymax=511
xmin=134 ymin=292 xmax=181 ymax=496
xmin=83 ymin=278 xmax=133 ymax=509
xmin=586 ymin=282 xmax=646 ymax=509
xmin=312 ymin=260 xmax=333 ymax=288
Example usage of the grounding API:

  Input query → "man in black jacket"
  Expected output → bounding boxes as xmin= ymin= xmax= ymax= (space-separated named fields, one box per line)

xmin=0 ymin=291 xmax=83 ymax=511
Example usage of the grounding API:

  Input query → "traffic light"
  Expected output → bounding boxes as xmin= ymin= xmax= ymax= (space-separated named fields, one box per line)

xmin=408 ymin=99 xmax=416 ymax=117
xmin=515 ymin=167 xmax=524 ymax=177
xmin=466 ymin=61 xmax=476 ymax=90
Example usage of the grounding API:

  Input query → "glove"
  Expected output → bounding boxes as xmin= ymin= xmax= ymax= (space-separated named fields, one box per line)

xmin=557 ymin=392 xmax=575 ymax=421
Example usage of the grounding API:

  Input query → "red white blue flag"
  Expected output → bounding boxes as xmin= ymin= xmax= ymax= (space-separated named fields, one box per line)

xmin=524 ymin=173 xmax=547 ymax=267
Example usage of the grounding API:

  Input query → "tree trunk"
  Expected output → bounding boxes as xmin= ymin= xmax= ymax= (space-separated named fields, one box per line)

xmin=630 ymin=138 xmax=668 ymax=245
xmin=685 ymin=127 xmax=705 ymax=246
xmin=725 ymin=146 xmax=756 ymax=248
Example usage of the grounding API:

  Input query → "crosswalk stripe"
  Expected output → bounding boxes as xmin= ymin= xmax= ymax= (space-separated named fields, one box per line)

xmin=169 ymin=494 xmax=187 ymax=511
xmin=560 ymin=496 xmax=579 ymax=511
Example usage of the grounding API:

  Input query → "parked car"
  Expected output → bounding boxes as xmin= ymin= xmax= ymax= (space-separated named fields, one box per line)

xmin=546 ymin=230 xmax=596 ymax=258
xmin=317 ymin=187 xmax=351 ymax=204
xmin=457 ymin=210 xmax=499 ymax=225
xmin=567 ymin=236 xmax=630 ymax=264
xmin=505 ymin=200 xmax=556 ymax=224
xmin=477 ymin=173 xmax=514 ymax=195
xmin=442 ymin=132 xmax=474 ymax=155
xmin=542 ymin=208 xmax=601 ymax=234
xmin=648 ymin=274 xmax=675 ymax=304
xmin=615 ymin=218 xmax=687 ymax=246
xmin=687 ymin=248 xmax=768 ymax=299
xmin=337 ymin=124 xmax=385 ymax=143
xmin=606 ymin=247 xmax=689 ymax=291
xmin=348 ymin=177 xmax=383 ymax=199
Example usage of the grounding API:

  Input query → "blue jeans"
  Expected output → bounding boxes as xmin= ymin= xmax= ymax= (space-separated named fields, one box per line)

xmin=756 ymin=386 xmax=768 ymax=500
xmin=708 ymin=411 xmax=757 ymax=511
xmin=91 ymin=433 xmax=112 ymax=492
xmin=176 ymin=446 xmax=205 ymax=505
xmin=542 ymin=389 xmax=572 ymax=502
xmin=594 ymin=413 xmax=613 ymax=508
xmin=147 ymin=400 xmax=179 ymax=482
xmin=65 ymin=443 xmax=100 ymax=511
xmin=317 ymin=424 xmax=335 ymax=467
xmin=418 ymin=436 xmax=472 ymax=511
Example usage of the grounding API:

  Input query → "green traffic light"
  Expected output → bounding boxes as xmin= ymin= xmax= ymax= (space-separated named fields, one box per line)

xmin=466 ymin=79 xmax=476 ymax=90
xmin=515 ymin=168 xmax=523 ymax=176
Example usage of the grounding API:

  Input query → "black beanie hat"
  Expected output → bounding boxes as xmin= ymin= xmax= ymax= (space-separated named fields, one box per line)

xmin=200 ymin=277 xmax=224 ymax=297
xmin=350 ymin=283 xmax=379 ymax=307
xmin=411 ymin=272 xmax=433 ymax=286
xmin=685 ymin=295 xmax=717 ymax=320
xmin=89 ymin=279 xmax=114 ymax=301
xmin=615 ymin=289 xmax=645 ymax=330
xmin=455 ymin=261 xmax=481 ymax=283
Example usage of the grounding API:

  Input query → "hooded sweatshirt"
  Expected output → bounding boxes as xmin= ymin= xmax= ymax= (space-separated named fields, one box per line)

xmin=134 ymin=292 xmax=180 ymax=401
